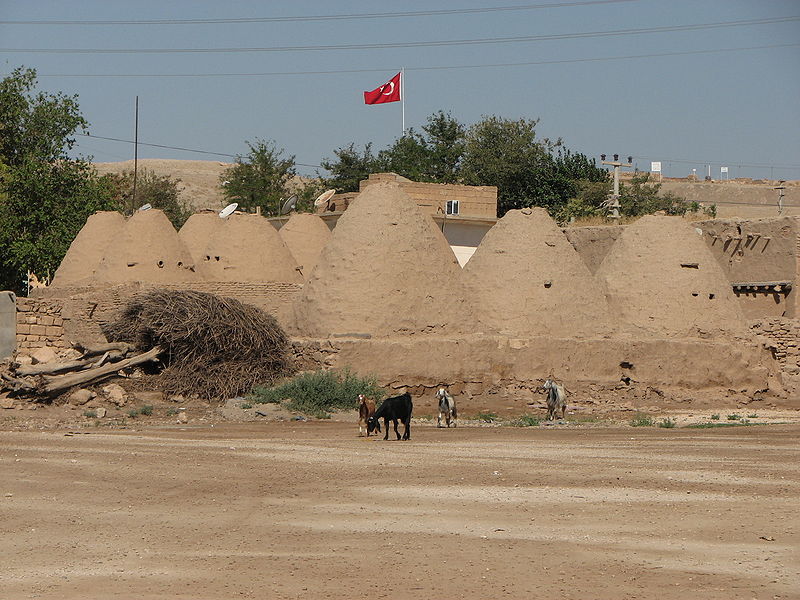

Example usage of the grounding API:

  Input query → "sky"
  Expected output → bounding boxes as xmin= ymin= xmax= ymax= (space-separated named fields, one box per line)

xmin=1 ymin=0 xmax=798 ymax=180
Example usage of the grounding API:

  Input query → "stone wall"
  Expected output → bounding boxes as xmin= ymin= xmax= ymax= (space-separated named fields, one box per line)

xmin=751 ymin=317 xmax=800 ymax=371
xmin=15 ymin=298 xmax=68 ymax=350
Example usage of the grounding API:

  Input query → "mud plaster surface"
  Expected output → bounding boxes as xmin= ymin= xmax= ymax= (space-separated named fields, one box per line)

xmin=596 ymin=215 xmax=748 ymax=339
xmin=178 ymin=211 xmax=223 ymax=266
xmin=463 ymin=208 xmax=612 ymax=338
xmin=277 ymin=213 xmax=332 ymax=280
xmin=291 ymin=183 xmax=470 ymax=337
xmin=51 ymin=211 xmax=127 ymax=287
xmin=196 ymin=213 xmax=302 ymax=283
xmin=92 ymin=209 xmax=198 ymax=284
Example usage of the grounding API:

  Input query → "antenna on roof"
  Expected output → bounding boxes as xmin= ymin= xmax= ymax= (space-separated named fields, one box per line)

xmin=137 ymin=203 xmax=152 ymax=211
xmin=279 ymin=195 xmax=298 ymax=216
xmin=314 ymin=189 xmax=336 ymax=210
xmin=219 ymin=202 xmax=238 ymax=219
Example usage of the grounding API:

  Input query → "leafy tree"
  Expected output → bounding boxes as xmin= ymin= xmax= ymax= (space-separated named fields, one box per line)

xmin=0 ymin=66 xmax=87 ymax=166
xmin=220 ymin=139 xmax=297 ymax=215
xmin=320 ymin=143 xmax=379 ymax=193
xmin=0 ymin=66 xmax=117 ymax=293
xmin=420 ymin=110 xmax=466 ymax=183
xmin=108 ymin=169 xmax=191 ymax=229
xmin=0 ymin=157 xmax=116 ymax=291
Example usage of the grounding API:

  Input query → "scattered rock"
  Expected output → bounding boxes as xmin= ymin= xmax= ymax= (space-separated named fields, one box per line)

xmin=0 ymin=396 xmax=15 ymax=409
xmin=30 ymin=347 xmax=58 ymax=365
xmin=759 ymin=535 xmax=775 ymax=542
xmin=15 ymin=354 xmax=33 ymax=367
xmin=102 ymin=383 xmax=127 ymax=406
xmin=176 ymin=412 xmax=188 ymax=424
xmin=95 ymin=407 xmax=107 ymax=418
xmin=69 ymin=389 xmax=95 ymax=406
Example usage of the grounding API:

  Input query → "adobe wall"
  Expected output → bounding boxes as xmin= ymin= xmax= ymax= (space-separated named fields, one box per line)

xmin=1 ymin=291 xmax=15 ymax=359
xmin=659 ymin=181 xmax=800 ymax=219
xmin=696 ymin=217 xmax=798 ymax=318
xmin=360 ymin=173 xmax=498 ymax=218
xmin=33 ymin=281 xmax=303 ymax=347
xmin=563 ymin=225 xmax=624 ymax=274
xmin=292 ymin=333 xmax=786 ymax=412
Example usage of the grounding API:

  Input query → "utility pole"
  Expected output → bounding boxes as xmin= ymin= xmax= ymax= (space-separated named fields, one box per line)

xmin=600 ymin=154 xmax=633 ymax=220
xmin=132 ymin=95 xmax=139 ymax=210
xmin=775 ymin=180 xmax=786 ymax=215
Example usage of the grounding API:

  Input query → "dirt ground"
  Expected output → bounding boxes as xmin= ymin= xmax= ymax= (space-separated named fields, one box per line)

xmin=1 ymin=417 xmax=798 ymax=600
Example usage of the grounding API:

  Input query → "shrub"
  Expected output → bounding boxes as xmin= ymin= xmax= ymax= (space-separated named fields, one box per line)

xmin=630 ymin=413 xmax=655 ymax=427
xmin=140 ymin=405 xmax=153 ymax=416
xmin=512 ymin=414 xmax=541 ymax=427
xmin=727 ymin=413 xmax=741 ymax=421
xmin=476 ymin=411 xmax=499 ymax=423
xmin=710 ymin=414 xmax=720 ymax=420
xmin=250 ymin=369 xmax=384 ymax=417
xmin=127 ymin=408 xmax=139 ymax=418
xmin=658 ymin=417 xmax=676 ymax=429
xmin=83 ymin=409 xmax=97 ymax=418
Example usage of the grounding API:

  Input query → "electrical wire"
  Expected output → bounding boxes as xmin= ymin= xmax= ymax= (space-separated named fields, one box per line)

xmin=0 ymin=1 xmax=636 ymax=25
xmin=2 ymin=16 xmax=797 ymax=54
xmin=26 ymin=43 xmax=800 ymax=78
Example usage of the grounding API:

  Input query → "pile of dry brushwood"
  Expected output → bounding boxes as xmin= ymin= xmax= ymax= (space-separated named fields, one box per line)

xmin=102 ymin=289 xmax=294 ymax=399
xmin=1 ymin=342 xmax=160 ymax=398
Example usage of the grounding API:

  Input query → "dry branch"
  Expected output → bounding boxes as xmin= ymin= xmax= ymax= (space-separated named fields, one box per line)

xmin=40 ymin=347 xmax=161 ymax=395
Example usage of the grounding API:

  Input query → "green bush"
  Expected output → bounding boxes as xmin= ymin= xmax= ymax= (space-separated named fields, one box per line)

xmin=83 ymin=409 xmax=97 ymax=418
xmin=140 ymin=405 xmax=153 ymax=416
xmin=727 ymin=413 xmax=741 ymax=421
xmin=250 ymin=369 xmax=385 ymax=417
xmin=658 ymin=418 xmax=677 ymax=429
xmin=630 ymin=413 xmax=655 ymax=427
xmin=476 ymin=411 xmax=499 ymax=423
xmin=512 ymin=414 xmax=541 ymax=427
xmin=710 ymin=414 xmax=720 ymax=420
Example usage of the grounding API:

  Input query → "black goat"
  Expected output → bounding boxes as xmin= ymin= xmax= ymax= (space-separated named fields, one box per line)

xmin=368 ymin=392 xmax=413 ymax=441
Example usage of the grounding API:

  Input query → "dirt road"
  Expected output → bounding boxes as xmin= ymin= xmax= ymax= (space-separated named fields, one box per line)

xmin=1 ymin=422 xmax=798 ymax=599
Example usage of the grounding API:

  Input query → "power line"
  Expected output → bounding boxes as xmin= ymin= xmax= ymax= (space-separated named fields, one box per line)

xmin=25 ymin=43 xmax=800 ymax=78
xmin=78 ymin=133 xmax=324 ymax=169
xmin=633 ymin=155 xmax=800 ymax=169
xmin=0 ymin=1 xmax=636 ymax=25
xmin=2 ymin=16 xmax=797 ymax=54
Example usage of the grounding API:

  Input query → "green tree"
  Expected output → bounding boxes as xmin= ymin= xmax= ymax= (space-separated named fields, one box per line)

xmin=0 ymin=67 xmax=117 ymax=293
xmin=108 ymin=169 xmax=190 ymax=229
xmin=320 ymin=143 xmax=379 ymax=193
xmin=220 ymin=139 xmax=296 ymax=215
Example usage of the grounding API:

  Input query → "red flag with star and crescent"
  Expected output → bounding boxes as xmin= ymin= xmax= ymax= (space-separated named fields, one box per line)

xmin=363 ymin=72 xmax=401 ymax=105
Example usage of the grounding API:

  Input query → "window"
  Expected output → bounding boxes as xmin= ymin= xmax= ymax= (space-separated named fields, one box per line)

xmin=446 ymin=200 xmax=460 ymax=215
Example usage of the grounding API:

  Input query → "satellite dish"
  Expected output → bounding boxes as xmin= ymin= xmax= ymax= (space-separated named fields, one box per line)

xmin=219 ymin=202 xmax=238 ymax=218
xmin=314 ymin=189 xmax=336 ymax=208
xmin=138 ymin=203 xmax=152 ymax=211
xmin=280 ymin=195 xmax=298 ymax=216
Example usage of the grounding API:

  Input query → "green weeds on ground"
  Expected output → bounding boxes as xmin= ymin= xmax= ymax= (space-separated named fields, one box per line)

xmin=250 ymin=369 xmax=385 ymax=418
xmin=658 ymin=417 xmax=677 ymax=428
xmin=630 ymin=413 xmax=656 ymax=427
xmin=511 ymin=414 xmax=541 ymax=427
xmin=475 ymin=411 xmax=500 ymax=423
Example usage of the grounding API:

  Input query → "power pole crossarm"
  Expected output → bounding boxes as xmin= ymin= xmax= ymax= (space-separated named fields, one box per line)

xmin=600 ymin=154 xmax=633 ymax=221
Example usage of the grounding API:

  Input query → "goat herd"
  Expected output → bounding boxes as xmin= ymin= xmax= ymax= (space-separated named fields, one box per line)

xmin=357 ymin=378 xmax=567 ymax=441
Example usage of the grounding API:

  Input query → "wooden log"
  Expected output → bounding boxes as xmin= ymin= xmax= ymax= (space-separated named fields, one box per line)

xmin=75 ymin=342 xmax=133 ymax=358
xmin=40 ymin=346 xmax=161 ymax=395
xmin=16 ymin=351 xmax=126 ymax=377
xmin=0 ymin=371 xmax=36 ymax=393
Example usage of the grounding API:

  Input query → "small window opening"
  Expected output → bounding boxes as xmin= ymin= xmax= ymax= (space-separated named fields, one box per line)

xmin=157 ymin=260 xmax=164 ymax=268
xmin=446 ymin=200 xmax=460 ymax=215
xmin=708 ymin=293 xmax=715 ymax=300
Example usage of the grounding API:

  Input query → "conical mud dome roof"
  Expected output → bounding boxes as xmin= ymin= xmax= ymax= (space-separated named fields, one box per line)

xmin=595 ymin=215 xmax=747 ymax=338
xmin=196 ymin=213 xmax=302 ymax=283
xmin=291 ymin=182 xmax=468 ymax=337
xmin=51 ymin=211 xmax=126 ymax=287
xmin=278 ymin=213 xmax=332 ymax=280
xmin=93 ymin=209 xmax=198 ymax=284
xmin=178 ymin=211 xmax=223 ymax=266
xmin=462 ymin=208 xmax=612 ymax=338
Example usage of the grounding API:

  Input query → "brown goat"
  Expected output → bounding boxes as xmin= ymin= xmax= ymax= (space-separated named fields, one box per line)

xmin=358 ymin=394 xmax=380 ymax=437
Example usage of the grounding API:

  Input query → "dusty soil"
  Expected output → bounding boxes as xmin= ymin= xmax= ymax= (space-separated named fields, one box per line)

xmin=1 ymin=415 xmax=797 ymax=600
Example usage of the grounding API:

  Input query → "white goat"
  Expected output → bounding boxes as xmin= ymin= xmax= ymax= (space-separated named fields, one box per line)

xmin=543 ymin=378 xmax=567 ymax=421
xmin=435 ymin=388 xmax=457 ymax=428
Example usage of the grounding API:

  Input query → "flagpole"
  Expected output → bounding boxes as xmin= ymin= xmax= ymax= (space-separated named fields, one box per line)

xmin=401 ymin=67 xmax=405 ymax=135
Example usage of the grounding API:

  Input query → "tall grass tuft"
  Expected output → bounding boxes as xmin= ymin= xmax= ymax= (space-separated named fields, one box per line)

xmin=250 ymin=369 xmax=385 ymax=417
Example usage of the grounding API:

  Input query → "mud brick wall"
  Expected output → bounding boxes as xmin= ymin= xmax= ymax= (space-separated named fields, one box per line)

xmin=15 ymin=298 xmax=68 ymax=349
xmin=34 ymin=281 xmax=304 ymax=348
xmin=751 ymin=317 xmax=800 ymax=370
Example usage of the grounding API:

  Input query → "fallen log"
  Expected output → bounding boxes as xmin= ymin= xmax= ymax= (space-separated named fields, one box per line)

xmin=75 ymin=342 xmax=133 ymax=358
xmin=15 ymin=351 xmax=126 ymax=377
xmin=1 ymin=371 xmax=36 ymax=393
xmin=40 ymin=346 xmax=161 ymax=395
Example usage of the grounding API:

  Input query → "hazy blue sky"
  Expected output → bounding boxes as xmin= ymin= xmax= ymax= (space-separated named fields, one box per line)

xmin=1 ymin=0 xmax=798 ymax=179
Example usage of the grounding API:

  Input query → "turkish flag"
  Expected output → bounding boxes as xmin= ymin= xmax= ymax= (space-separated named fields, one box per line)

xmin=363 ymin=72 xmax=401 ymax=105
